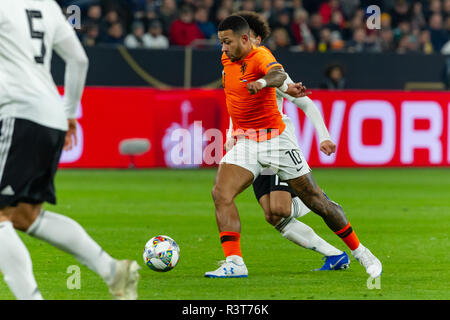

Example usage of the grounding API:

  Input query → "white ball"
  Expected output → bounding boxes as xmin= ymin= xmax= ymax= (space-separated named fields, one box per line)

xmin=143 ymin=235 xmax=180 ymax=272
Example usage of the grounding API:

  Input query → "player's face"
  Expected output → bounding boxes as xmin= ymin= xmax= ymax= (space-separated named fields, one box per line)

xmin=219 ymin=29 xmax=249 ymax=61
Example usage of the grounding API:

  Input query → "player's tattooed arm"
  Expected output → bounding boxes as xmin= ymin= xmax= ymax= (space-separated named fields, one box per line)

xmin=247 ymin=66 xmax=287 ymax=94
xmin=262 ymin=66 xmax=287 ymax=87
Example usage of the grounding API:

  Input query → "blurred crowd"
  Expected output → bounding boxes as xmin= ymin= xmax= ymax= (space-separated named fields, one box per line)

xmin=57 ymin=0 xmax=450 ymax=54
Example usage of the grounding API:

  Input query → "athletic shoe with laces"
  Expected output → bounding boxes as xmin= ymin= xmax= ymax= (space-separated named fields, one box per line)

xmin=204 ymin=256 xmax=248 ymax=278
xmin=352 ymin=245 xmax=382 ymax=278
xmin=314 ymin=252 xmax=350 ymax=271
xmin=109 ymin=260 xmax=141 ymax=300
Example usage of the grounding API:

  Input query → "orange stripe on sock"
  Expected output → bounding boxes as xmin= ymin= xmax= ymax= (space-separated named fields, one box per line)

xmin=334 ymin=223 xmax=360 ymax=251
xmin=335 ymin=222 xmax=351 ymax=236
xmin=220 ymin=231 xmax=242 ymax=257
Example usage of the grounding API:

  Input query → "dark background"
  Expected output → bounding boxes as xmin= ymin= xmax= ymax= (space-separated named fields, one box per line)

xmin=51 ymin=46 xmax=450 ymax=89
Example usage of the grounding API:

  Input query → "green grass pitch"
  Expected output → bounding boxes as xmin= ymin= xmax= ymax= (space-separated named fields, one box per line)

xmin=0 ymin=168 xmax=449 ymax=300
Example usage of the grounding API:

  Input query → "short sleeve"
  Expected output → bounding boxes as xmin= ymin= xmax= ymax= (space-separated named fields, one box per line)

xmin=256 ymin=49 xmax=283 ymax=75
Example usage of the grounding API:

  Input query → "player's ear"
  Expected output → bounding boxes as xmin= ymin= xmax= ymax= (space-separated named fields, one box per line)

xmin=241 ymin=33 xmax=249 ymax=44
xmin=256 ymin=36 xmax=262 ymax=46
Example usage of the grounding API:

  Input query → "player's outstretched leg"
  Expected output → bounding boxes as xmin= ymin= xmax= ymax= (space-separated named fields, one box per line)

xmin=287 ymin=173 xmax=382 ymax=278
xmin=205 ymin=163 xmax=254 ymax=278
xmin=11 ymin=203 xmax=140 ymax=299
xmin=276 ymin=217 xmax=350 ymax=271
xmin=259 ymin=192 xmax=349 ymax=271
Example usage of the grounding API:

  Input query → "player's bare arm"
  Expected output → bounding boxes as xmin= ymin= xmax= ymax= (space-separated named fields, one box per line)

xmin=247 ymin=66 xmax=286 ymax=94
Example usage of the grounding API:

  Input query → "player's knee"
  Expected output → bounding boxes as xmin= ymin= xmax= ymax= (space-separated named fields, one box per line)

xmin=265 ymin=212 xmax=282 ymax=226
xmin=211 ymin=185 xmax=233 ymax=207
xmin=269 ymin=201 xmax=291 ymax=218
xmin=10 ymin=204 xmax=41 ymax=231
xmin=211 ymin=185 xmax=220 ymax=203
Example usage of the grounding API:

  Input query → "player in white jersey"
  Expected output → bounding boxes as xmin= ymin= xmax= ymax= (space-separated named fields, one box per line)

xmin=221 ymin=12 xmax=351 ymax=272
xmin=0 ymin=0 xmax=140 ymax=300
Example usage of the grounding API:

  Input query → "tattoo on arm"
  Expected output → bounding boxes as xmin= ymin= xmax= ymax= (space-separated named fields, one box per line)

xmin=262 ymin=66 xmax=287 ymax=88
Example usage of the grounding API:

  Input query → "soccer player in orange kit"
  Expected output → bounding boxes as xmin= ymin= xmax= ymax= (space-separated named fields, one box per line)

xmin=204 ymin=15 xmax=382 ymax=279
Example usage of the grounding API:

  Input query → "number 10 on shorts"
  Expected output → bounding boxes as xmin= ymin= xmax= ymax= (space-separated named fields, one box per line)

xmin=285 ymin=149 xmax=303 ymax=167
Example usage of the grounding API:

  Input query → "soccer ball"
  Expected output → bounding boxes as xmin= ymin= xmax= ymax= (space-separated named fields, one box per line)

xmin=143 ymin=235 xmax=180 ymax=272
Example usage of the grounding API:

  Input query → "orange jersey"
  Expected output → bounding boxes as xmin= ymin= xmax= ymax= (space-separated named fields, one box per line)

xmin=222 ymin=46 xmax=286 ymax=141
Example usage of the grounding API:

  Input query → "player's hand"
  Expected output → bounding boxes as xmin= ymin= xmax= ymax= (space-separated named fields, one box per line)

xmin=224 ymin=137 xmax=235 ymax=152
xmin=320 ymin=140 xmax=336 ymax=156
xmin=286 ymin=82 xmax=312 ymax=98
xmin=247 ymin=81 xmax=264 ymax=95
xmin=64 ymin=119 xmax=78 ymax=151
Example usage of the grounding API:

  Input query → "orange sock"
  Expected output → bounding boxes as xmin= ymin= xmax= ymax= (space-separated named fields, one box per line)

xmin=220 ymin=231 xmax=242 ymax=257
xmin=334 ymin=222 xmax=360 ymax=251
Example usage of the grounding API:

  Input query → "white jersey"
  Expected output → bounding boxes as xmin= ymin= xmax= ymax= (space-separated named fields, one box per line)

xmin=227 ymin=73 xmax=331 ymax=143
xmin=275 ymin=74 xmax=294 ymax=120
xmin=276 ymin=74 xmax=331 ymax=142
xmin=0 ymin=0 xmax=78 ymax=131
xmin=276 ymin=89 xmax=288 ymax=119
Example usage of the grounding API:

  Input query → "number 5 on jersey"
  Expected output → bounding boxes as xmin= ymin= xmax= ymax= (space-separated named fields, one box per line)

xmin=26 ymin=9 xmax=46 ymax=64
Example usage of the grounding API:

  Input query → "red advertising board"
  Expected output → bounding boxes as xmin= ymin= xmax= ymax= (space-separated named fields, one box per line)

xmin=59 ymin=88 xmax=449 ymax=168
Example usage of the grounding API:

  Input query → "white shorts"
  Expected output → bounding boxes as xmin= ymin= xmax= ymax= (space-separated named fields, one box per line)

xmin=221 ymin=119 xmax=311 ymax=181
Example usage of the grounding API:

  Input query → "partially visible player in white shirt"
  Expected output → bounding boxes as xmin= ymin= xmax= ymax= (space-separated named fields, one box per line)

xmin=0 ymin=0 xmax=140 ymax=300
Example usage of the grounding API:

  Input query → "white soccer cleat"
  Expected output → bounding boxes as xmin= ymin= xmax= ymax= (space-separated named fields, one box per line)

xmin=109 ymin=260 xmax=141 ymax=300
xmin=352 ymin=245 xmax=382 ymax=278
xmin=204 ymin=256 xmax=248 ymax=278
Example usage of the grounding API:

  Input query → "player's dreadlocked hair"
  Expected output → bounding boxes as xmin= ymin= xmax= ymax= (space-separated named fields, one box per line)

xmin=218 ymin=14 xmax=250 ymax=35
xmin=233 ymin=11 xmax=271 ymax=41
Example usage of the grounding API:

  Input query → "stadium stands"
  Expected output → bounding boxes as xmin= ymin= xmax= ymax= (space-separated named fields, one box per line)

xmin=56 ymin=0 xmax=450 ymax=54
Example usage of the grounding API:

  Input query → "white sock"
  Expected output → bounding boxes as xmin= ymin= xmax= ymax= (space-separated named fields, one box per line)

xmin=276 ymin=217 xmax=343 ymax=256
xmin=26 ymin=210 xmax=117 ymax=286
xmin=291 ymin=197 xmax=311 ymax=218
xmin=0 ymin=221 xmax=43 ymax=300
xmin=351 ymin=243 xmax=364 ymax=257
xmin=226 ymin=255 xmax=244 ymax=265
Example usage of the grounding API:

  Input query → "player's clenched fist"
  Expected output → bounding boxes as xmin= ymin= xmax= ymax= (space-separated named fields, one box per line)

xmin=247 ymin=81 xmax=264 ymax=94
xmin=319 ymin=140 xmax=336 ymax=156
